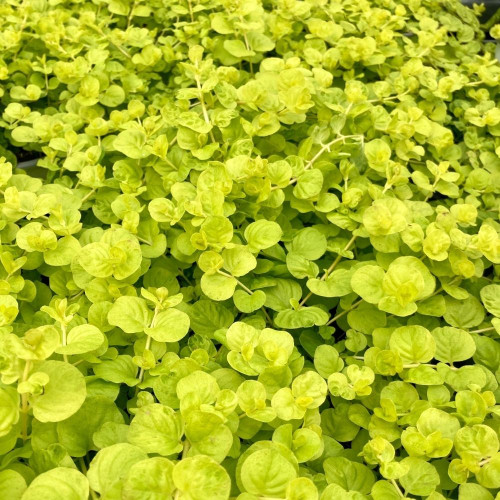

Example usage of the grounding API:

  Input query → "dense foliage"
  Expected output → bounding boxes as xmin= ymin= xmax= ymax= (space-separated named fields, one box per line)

xmin=0 ymin=0 xmax=499 ymax=498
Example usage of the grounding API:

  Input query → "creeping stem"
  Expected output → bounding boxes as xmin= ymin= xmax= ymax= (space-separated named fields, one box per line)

xmin=137 ymin=306 xmax=160 ymax=385
xmin=20 ymin=360 xmax=32 ymax=442
xmin=299 ymin=234 xmax=358 ymax=308
xmin=61 ymin=323 xmax=68 ymax=363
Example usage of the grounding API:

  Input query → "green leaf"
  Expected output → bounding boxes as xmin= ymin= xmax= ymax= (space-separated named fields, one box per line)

xmin=389 ymin=326 xmax=435 ymax=364
xmin=22 ymin=468 xmax=89 ymax=500
xmin=244 ymin=220 xmax=282 ymax=251
xmin=44 ymin=236 xmax=81 ymax=267
xmin=290 ymin=228 xmax=327 ymax=261
xmin=122 ymin=457 xmax=175 ymax=500
xmin=114 ymin=130 xmax=149 ymax=159
xmin=107 ymin=296 xmax=153 ymax=333
xmin=323 ymin=456 xmax=375 ymax=494
xmin=224 ymin=39 xmax=255 ymax=58
xmin=201 ymin=273 xmax=237 ymax=301
xmin=431 ymin=327 xmax=476 ymax=363
xmin=275 ymin=306 xmax=329 ymax=329
xmin=0 ymin=387 xmax=19 ymax=438
xmin=233 ymin=289 xmax=266 ymax=313
xmin=444 ymin=295 xmax=485 ymax=328
xmin=56 ymin=324 xmax=105 ymax=355
xmin=480 ymin=284 xmax=500 ymax=317
xmin=454 ymin=424 xmax=499 ymax=461
xmin=187 ymin=300 xmax=234 ymax=336
xmin=0 ymin=470 xmax=26 ymax=500
xmin=364 ymin=139 xmax=391 ymax=172
xmin=172 ymin=455 xmax=231 ymax=500
xmin=128 ymin=404 xmax=183 ymax=456
xmin=399 ymin=457 xmax=440 ymax=496
xmin=222 ymin=246 xmax=257 ymax=277
xmin=87 ymin=443 xmax=147 ymax=496
xmin=30 ymin=361 xmax=86 ymax=423
xmin=351 ymin=266 xmax=385 ymax=304
xmin=93 ymin=355 xmax=139 ymax=386
xmin=307 ymin=269 xmax=353 ymax=297
xmin=145 ymin=308 xmax=190 ymax=342
xmin=56 ymin=396 xmax=124 ymax=456
xmin=458 ymin=483 xmax=494 ymax=500
xmin=240 ymin=448 xmax=297 ymax=497
xmin=0 ymin=295 xmax=19 ymax=326
xmin=314 ymin=345 xmax=344 ymax=378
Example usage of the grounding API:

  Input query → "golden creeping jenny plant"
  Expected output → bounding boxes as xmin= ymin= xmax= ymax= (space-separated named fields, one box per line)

xmin=0 ymin=0 xmax=499 ymax=498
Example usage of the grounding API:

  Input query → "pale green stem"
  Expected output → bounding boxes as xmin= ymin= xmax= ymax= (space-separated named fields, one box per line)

xmin=470 ymin=326 xmax=495 ymax=334
xmin=217 ymin=270 xmax=273 ymax=325
xmin=391 ymin=479 xmax=405 ymax=498
xmin=81 ymin=188 xmax=96 ymax=204
xmin=21 ymin=360 xmax=32 ymax=442
xmin=137 ymin=307 xmax=159 ymax=384
xmin=61 ymin=323 xmax=68 ymax=363
xmin=327 ymin=298 xmax=363 ymax=326
xmin=272 ymin=135 xmax=364 ymax=190
xmin=194 ymin=71 xmax=215 ymax=143
xmin=299 ymin=235 xmax=358 ymax=307
xmin=173 ymin=441 xmax=191 ymax=499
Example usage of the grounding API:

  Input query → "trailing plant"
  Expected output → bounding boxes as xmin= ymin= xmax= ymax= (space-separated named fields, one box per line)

xmin=0 ymin=0 xmax=499 ymax=498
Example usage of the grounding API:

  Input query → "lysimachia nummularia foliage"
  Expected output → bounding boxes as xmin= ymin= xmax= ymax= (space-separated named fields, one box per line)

xmin=0 ymin=0 xmax=499 ymax=498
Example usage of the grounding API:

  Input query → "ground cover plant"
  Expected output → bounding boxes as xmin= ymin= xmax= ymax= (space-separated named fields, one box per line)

xmin=0 ymin=0 xmax=499 ymax=498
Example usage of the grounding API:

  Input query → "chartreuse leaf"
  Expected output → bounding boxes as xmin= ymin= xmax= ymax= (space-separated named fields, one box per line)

xmin=399 ymin=457 xmax=440 ymax=496
xmin=93 ymin=355 xmax=139 ymax=386
xmin=233 ymin=289 xmax=266 ymax=313
xmin=244 ymin=220 xmax=282 ymax=251
xmin=0 ymin=0 xmax=499 ymax=496
xmin=55 ymin=324 xmax=105 ymax=355
xmin=240 ymin=448 xmax=297 ymax=497
xmin=128 ymin=404 xmax=183 ymax=456
xmin=145 ymin=308 xmax=190 ymax=342
xmin=29 ymin=361 xmax=86 ymax=422
xmin=172 ymin=455 xmax=231 ymax=499
xmin=431 ymin=327 xmax=476 ymax=363
xmin=0 ymin=387 xmax=19 ymax=437
xmin=87 ymin=443 xmax=148 ymax=496
xmin=56 ymin=396 xmax=124 ymax=456
xmin=107 ymin=296 xmax=153 ymax=333
xmin=22 ymin=468 xmax=89 ymax=500
xmin=122 ymin=457 xmax=175 ymax=500
xmin=323 ymin=456 xmax=375 ymax=494
xmin=389 ymin=326 xmax=435 ymax=364
xmin=0 ymin=470 xmax=26 ymax=500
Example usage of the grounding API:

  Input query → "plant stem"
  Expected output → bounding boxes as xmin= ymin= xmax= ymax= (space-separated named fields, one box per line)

xmin=429 ymin=276 xmax=460 ymax=297
xmin=217 ymin=270 xmax=273 ymax=325
xmin=136 ymin=236 xmax=152 ymax=245
xmin=137 ymin=307 xmax=159 ymax=384
xmin=61 ymin=323 xmax=68 ymax=363
xmin=126 ymin=0 xmax=136 ymax=28
xmin=187 ymin=0 xmax=194 ymax=22
xmin=20 ymin=360 xmax=32 ymax=442
xmin=194 ymin=72 xmax=215 ymax=143
xmin=79 ymin=456 xmax=98 ymax=499
xmin=470 ymin=326 xmax=495 ymax=334
xmin=89 ymin=25 xmax=132 ymax=59
xmin=299 ymin=234 xmax=358 ymax=307
xmin=81 ymin=188 xmax=96 ymax=203
xmin=391 ymin=479 xmax=405 ymax=498
xmin=327 ymin=298 xmax=363 ymax=326
xmin=173 ymin=441 xmax=191 ymax=499
xmin=274 ymin=135 xmax=364 ymax=190
xmin=218 ymin=270 xmax=252 ymax=295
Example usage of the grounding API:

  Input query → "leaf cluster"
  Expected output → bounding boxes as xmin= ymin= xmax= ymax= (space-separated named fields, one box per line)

xmin=0 ymin=0 xmax=499 ymax=499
